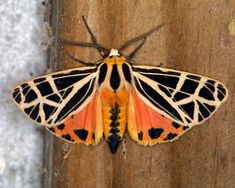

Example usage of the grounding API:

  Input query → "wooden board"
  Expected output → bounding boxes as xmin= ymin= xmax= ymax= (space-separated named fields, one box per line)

xmin=44 ymin=0 xmax=235 ymax=187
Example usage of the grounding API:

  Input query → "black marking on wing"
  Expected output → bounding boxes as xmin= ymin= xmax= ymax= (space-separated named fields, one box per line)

xmin=61 ymin=134 xmax=74 ymax=142
xmin=48 ymin=127 xmax=55 ymax=132
xmin=148 ymin=128 xmax=164 ymax=139
xmin=21 ymin=83 xmax=29 ymax=89
xmin=110 ymin=64 xmax=120 ymax=90
xmin=174 ymin=92 xmax=190 ymax=101
xmin=36 ymin=116 xmax=41 ymax=123
xmin=203 ymin=103 xmax=216 ymax=113
xmin=138 ymin=131 xmax=143 ymax=141
xmin=30 ymin=104 xmax=40 ymax=120
xmin=43 ymin=104 xmax=57 ymax=120
xmin=24 ymin=89 xmax=38 ymax=103
xmin=172 ymin=122 xmax=180 ymax=129
xmin=12 ymin=88 xmax=21 ymax=104
xmin=186 ymin=75 xmax=201 ymax=81
xmin=24 ymin=106 xmax=34 ymax=115
xmin=199 ymin=86 xmax=215 ymax=100
xmin=74 ymin=129 xmax=88 ymax=141
xmin=46 ymin=94 xmax=61 ymax=103
xmin=122 ymin=63 xmax=132 ymax=83
xmin=158 ymin=85 xmax=172 ymax=97
xmin=22 ymin=86 xmax=30 ymax=95
xmin=217 ymin=84 xmax=226 ymax=101
xmin=36 ymin=82 xmax=54 ymax=96
xmin=179 ymin=101 xmax=195 ymax=119
xmin=54 ymin=75 xmax=88 ymax=90
xmin=143 ymin=74 xmax=179 ymax=89
xmin=135 ymin=78 xmax=183 ymax=122
xmin=62 ymin=87 xmax=73 ymax=99
xmin=98 ymin=63 xmax=107 ymax=85
xmin=134 ymin=67 xmax=181 ymax=76
xmin=163 ymin=133 xmax=177 ymax=141
xmin=197 ymin=100 xmax=210 ymax=118
xmin=34 ymin=77 xmax=46 ymax=83
xmin=180 ymin=79 xmax=199 ymax=94
xmin=57 ymin=124 xmax=65 ymax=130
xmin=205 ymin=82 xmax=215 ymax=92
xmin=55 ymin=79 xmax=95 ymax=123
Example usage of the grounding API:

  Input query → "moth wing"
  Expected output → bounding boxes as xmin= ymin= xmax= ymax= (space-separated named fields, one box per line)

xmin=47 ymin=92 xmax=103 ymax=145
xmin=132 ymin=65 xmax=228 ymax=127
xmin=128 ymin=65 xmax=228 ymax=145
xmin=128 ymin=89 xmax=186 ymax=145
xmin=12 ymin=66 xmax=98 ymax=127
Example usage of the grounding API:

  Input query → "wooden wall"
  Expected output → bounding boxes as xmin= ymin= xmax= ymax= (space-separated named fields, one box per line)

xmin=44 ymin=0 xmax=235 ymax=187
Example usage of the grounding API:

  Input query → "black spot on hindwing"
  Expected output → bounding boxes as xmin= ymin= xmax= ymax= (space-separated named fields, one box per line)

xmin=138 ymin=131 xmax=143 ymax=141
xmin=57 ymin=124 xmax=65 ymax=130
xmin=172 ymin=122 xmax=180 ymax=129
xmin=163 ymin=133 xmax=177 ymax=141
xmin=61 ymin=134 xmax=74 ymax=142
xmin=148 ymin=128 xmax=164 ymax=139
xmin=74 ymin=129 xmax=88 ymax=141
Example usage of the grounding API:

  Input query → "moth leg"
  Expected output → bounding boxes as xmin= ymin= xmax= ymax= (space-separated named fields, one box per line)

xmin=67 ymin=53 xmax=97 ymax=66
xmin=119 ymin=24 xmax=163 ymax=52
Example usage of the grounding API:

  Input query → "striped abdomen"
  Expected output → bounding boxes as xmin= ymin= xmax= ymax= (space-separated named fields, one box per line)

xmin=101 ymin=89 xmax=129 ymax=153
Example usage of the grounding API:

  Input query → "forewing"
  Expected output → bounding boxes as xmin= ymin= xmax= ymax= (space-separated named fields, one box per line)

xmin=132 ymin=65 xmax=228 ymax=127
xmin=12 ymin=66 xmax=98 ymax=127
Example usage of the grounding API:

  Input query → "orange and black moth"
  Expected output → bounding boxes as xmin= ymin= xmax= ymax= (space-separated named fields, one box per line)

xmin=12 ymin=17 xmax=228 ymax=153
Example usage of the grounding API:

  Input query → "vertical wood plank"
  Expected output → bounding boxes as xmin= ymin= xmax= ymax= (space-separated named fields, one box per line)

xmin=44 ymin=0 xmax=235 ymax=187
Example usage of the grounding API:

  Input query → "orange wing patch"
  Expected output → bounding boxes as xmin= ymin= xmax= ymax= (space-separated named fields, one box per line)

xmin=128 ymin=89 xmax=189 ymax=145
xmin=47 ymin=93 xmax=103 ymax=145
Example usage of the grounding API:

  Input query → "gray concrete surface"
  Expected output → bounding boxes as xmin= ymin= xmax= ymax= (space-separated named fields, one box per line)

xmin=0 ymin=1 xmax=46 ymax=187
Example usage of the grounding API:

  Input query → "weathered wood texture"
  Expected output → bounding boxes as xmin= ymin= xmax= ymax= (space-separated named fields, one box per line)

xmin=44 ymin=0 xmax=235 ymax=187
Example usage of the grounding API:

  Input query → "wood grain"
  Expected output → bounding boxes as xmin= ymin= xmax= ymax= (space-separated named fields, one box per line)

xmin=44 ymin=0 xmax=235 ymax=187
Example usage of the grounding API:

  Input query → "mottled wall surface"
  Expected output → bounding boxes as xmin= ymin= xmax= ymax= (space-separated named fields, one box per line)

xmin=0 ymin=1 xmax=46 ymax=188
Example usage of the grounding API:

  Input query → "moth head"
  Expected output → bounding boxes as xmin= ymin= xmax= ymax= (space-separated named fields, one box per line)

xmin=108 ymin=49 xmax=120 ymax=57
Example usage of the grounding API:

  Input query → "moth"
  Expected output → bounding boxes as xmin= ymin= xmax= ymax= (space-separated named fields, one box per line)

xmin=12 ymin=17 xmax=228 ymax=153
